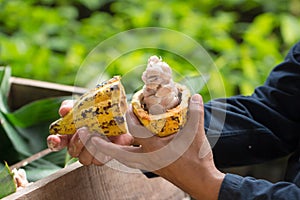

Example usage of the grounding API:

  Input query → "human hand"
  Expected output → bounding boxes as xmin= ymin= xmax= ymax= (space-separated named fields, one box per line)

xmin=87 ymin=94 xmax=212 ymax=170
xmin=87 ymin=94 xmax=224 ymax=199
xmin=46 ymin=100 xmax=134 ymax=165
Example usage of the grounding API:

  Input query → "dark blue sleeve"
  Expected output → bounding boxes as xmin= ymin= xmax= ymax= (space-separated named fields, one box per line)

xmin=205 ymin=41 xmax=300 ymax=167
xmin=219 ymin=174 xmax=300 ymax=200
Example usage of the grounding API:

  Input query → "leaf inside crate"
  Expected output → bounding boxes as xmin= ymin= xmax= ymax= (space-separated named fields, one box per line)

xmin=0 ymin=66 xmax=72 ymax=181
xmin=0 ymin=162 xmax=16 ymax=198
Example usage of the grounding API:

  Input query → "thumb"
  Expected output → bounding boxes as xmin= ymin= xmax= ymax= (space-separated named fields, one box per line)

xmin=189 ymin=94 xmax=212 ymax=159
xmin=189 ymin=94 xmax=204 ymax=130
xmin=125 ymin=105 xmax=155 ymax=145
xmin=183 ymin=94 xmax=204 ymax=133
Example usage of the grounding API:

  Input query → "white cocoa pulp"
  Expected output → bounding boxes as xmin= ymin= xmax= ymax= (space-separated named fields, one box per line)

xmin=142 ymin=56 xmax=179 ymax=115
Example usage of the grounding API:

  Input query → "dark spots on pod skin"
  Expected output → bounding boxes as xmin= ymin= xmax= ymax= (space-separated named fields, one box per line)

xmin=114 ymin=116 xmax=124 ymax=124
xmin=95 ymin=107 xmax=101 ymax=114
xmin=108 ymin=101 xmax=111 ymax=107
xmin=101 ymin=102 xmax=113 ymax=115
xmin=93 ymin=107 xmax=104 ymax=115
xmin=90 ymin=122 xmax=97 ymax=129
xmin=110 ymin=84 xmax=119 ymax=91
xmin=81 ymin=112 xmax=87 ymax=118
xmin=78 ymin=102 xmax=84 ymax=108
xmin=109 ymin=120 xmax=117 ymax=126
xmin=51 ymin=123 xmax=60 ymax=128
xmin=80 ymin=107 xmax=94 ymax=118
xmin=171 ymin=116 xmax=180 ymax=123
xmin=99 ymin=119 xmax=117 ymax=130
xmin=101 ymin=126 xmax=108 ymax=130
xmin=103 ymin=106 xmax=108 ymax=111
xmin=112 ymin=103 xmax=118 ymax=107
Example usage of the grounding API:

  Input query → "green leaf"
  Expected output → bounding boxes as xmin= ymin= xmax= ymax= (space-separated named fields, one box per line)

xmin=0 ymin=111 xmax=31 ymax=157
xmin=6 ymin=96 xmax=69 ymax=128
xmin=0 ymin=66 xmax=72 ymax=182
xmin=24 ymin=158 xmax=62 ymax=182
xmin=280 ymin=15 xmax=300 ymax=45
xmin=0 ymin=125 xmax=20 ymax=164
xmin=0 ymin=66 xmax=11 ymax=112
xmin=64 ymin=157 xmax=78 ymax=167
xmin=0 ymin=162 xmax=16 ymax=198
xmin=0 ymin=67 xmax=31 ymax=160
xmin=77 ymin=0 xmax=107 ymax=10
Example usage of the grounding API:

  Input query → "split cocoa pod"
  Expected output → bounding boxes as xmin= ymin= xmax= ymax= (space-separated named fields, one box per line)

xmin=49 ymin=56 xmax=190 ymax=137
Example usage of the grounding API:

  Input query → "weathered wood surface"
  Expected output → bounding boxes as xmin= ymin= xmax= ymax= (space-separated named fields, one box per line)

xmin=8 ymin=77 xmax=87 ymax=110
xmin=4 ymin=161 xmax=186 ymax=200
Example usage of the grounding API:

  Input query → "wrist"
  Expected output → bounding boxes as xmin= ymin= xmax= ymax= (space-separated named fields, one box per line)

xmin=156 ymin=154 xmax=225 ymax=200
xmin=201 ymin=163 xmax=225 ymax=200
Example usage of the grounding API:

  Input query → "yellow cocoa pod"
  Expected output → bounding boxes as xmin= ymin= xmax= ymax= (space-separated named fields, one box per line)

xmin=49 ymin=76 xmax=128 ymax=136
xmin=131 ymin=83 xmax=190 ymax=137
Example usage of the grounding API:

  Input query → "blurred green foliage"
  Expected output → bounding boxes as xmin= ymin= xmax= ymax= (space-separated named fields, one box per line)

xmin=1 ymin=0 xmax=300 ymax=100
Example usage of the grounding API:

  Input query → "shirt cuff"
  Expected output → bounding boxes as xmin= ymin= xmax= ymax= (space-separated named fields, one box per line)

xmin=218 ymin=173 xmax=243 ymax=200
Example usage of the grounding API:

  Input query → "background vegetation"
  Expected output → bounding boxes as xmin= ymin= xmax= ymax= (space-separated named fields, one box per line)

xmin=1 ymin=0 xmax=300 ymax=186
xmin=1 ymin=0 xmax=300 ymax=97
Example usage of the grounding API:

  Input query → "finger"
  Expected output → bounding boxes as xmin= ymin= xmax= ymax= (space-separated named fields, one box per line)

xmin=68 ymin=127 xmax=91 ymax=157
xmin=90 ymin=137 xmax=145 ymax=169
xmin=47 ymin=135 xmax=72 ymax=151
xmin=61 ymin=99 xmax=74 ymax=106
xmin=189 ymin=94 xmax=205 ymax=135
xmin=125 ymin=106 xmax=155 ymax=145
xmin=157 ymin=94 xmax=203 ymax=163
xmin=92 ymin=152 xmax=111 ymax=166
xmin=182 ymin=94 xmax=203 ymax=134
xmin=92 ymin=149 xmax=113 ymax=165
xmin=59 ymin=100 xmax=74 ymax=117
xmin=78 ymin=148 xmax=94 ymax=166
xmin=108 ymin=134 xmax=134 ymax=146
xmin=192 ymin=94 xmax=204 ymax=127
xmin=92 ymin=158 xmax=104 ymax=166
xmin=190 ymin=95 xmax=212 ymax=158
xmin=80 ymin=134 xmax=112 ymax=165
xmin=78 ymin=138 xmax=97 ymax=166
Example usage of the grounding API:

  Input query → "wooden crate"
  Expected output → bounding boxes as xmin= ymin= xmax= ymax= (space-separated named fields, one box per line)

xmin=4 ymin=77 xmax=186 ymax=200
xmin=4 ymin=162 xmax=186 ymax=200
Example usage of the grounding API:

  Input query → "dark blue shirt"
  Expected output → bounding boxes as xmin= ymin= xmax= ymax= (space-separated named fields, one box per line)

xmin=204 ymin=42 xmax=300 ymax=199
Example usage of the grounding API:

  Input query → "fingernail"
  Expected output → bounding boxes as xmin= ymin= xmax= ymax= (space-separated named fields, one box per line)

xmin=191 ymin=94 xmax=201 ymax=102
xmin=47 ymin=141 xmax=56 ymax=151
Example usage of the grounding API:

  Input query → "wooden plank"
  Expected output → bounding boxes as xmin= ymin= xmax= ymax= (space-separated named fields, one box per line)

xmin=8 ymin=77 xmax=87 ymax=110
xmin=4 ymin=162 xmax=186 ymax=200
